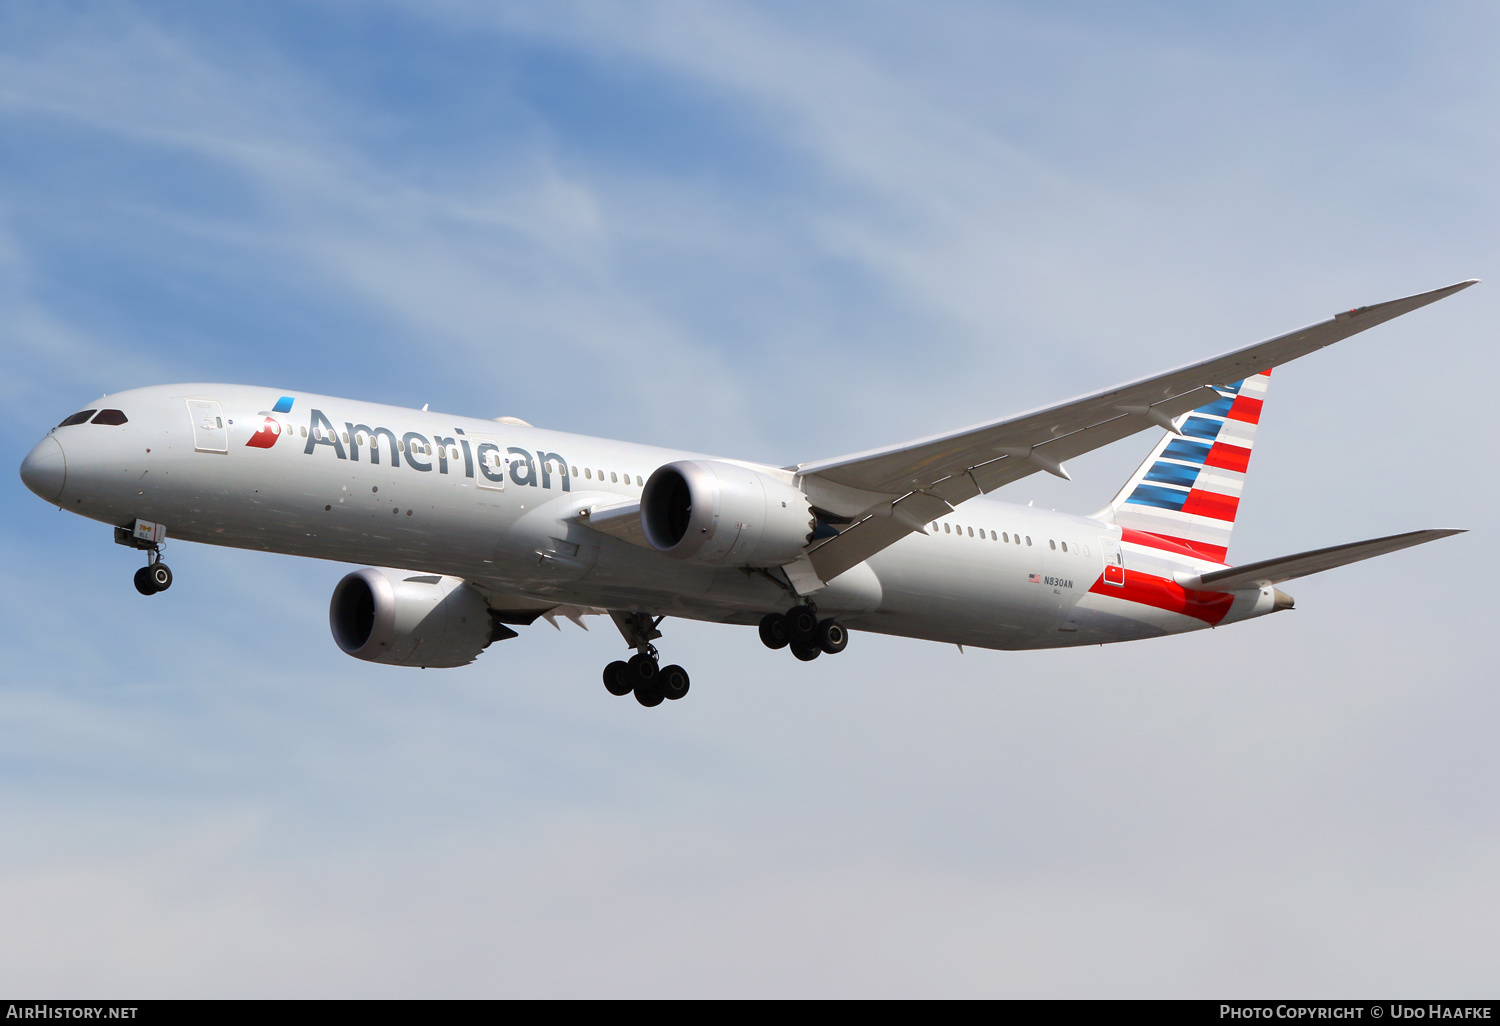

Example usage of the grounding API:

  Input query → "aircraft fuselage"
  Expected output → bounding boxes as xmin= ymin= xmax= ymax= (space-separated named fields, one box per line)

xmin=22 ymin=383 xmax=1280 ymax=653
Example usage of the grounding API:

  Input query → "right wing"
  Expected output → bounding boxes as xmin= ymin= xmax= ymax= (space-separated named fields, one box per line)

xmin=793 ymin=279 xmax=1478 ymax=584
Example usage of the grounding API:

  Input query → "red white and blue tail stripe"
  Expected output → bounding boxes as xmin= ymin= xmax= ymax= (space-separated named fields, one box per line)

xmin=1106 ymin=370 xmax=1271 ymax=563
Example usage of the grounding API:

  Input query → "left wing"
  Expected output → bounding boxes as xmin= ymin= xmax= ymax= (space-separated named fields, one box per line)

xmin=794 ymin=279 xmax=1477 ymax=584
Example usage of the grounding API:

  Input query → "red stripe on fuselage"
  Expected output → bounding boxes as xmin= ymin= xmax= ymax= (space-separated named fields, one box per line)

xmin=1088 ymin=570 xmax=1235 ymax=626
xmin=1203 ymin=441 xmax=1251 ymax=473
xmin=1119 ymin=528 xmax=1227 ymax=563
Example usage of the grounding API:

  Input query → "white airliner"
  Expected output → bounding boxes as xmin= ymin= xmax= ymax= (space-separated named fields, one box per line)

xmin=19 ymin=281 xmax=1475 ymax=706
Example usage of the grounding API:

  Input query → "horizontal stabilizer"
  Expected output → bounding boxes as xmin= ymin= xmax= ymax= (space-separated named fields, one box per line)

xmin=1180 ymin=529 xmax=1464 ymax=591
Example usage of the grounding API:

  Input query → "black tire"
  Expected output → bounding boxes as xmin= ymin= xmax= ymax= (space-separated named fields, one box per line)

xmin=627 ymin=653 xmax=658 ymax=686
xmin=816 ymin=618 xmax=848 ymax=655
xmin=660 ymin=664 xmax=690 ymax=700
xmin=758 ymin=614 xmax=789 ymax=650
xmin=784 ymin=605 xmax=818 ymax=644
xmin=790 ymin=642 xmax=821 ymax=662
xmin=133 ymin=566 xmax=158 ymax=596
xmin=149 ymin=563 xmax=173 ymax=592
xmin=634 ymin=685 xmax=665 ymax=708
xmin=603 ymin=660 xmax=634 ymax=696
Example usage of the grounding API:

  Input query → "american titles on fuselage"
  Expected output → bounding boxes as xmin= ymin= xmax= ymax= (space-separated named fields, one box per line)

xmin=253 ymin=401 xmax=577 ymax=492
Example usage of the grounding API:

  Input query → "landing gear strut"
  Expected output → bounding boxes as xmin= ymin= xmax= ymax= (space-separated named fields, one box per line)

xmin=132 ymin=547 xmax=173 ymax=596
xmin=603 ymin=612 xmax=691 ymax=707
xmin=760 ymin=604 xmax=850 ymax=661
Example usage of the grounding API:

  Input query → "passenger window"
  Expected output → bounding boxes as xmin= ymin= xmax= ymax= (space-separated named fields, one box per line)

xmin=92 ymin=409 xmax=128 ymax=425
xmin=636 ymin=475 xmax=643 ymax=486
xmin=572 ymin=466 xmax=579 ymax=477
xmin=943 ymin=523 xmax=950 ymax=534
xmin=58 ymin=410 xmax=97 ymax=427
xmin=967 ymin=526 xmax=974 ymax=537
xmin=1049 ymin=539 xmax=1056 ymax=550
xmin=584 ymin=468 xmax=592 ymax=479
xmin=610 ymin=472 xmax=618 ymax=483
xmin=1061 ymin=541 xmax=1067 ymax=553
xmin=1026 ymin=536 xmax=1032 ymax=546
xmin=301 ymin=426 xmax=307 ymax=438
xmin=397 ymin=439 xmax=405 ymax=452
xmin=1002 ymin=532 xmax=1009 ymax=543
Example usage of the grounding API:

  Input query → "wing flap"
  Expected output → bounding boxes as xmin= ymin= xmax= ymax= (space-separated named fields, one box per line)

xmin=1180 ymin=529 xmax=1464 ymax=591
xmin=806 ymin=490 xmax=953 ymax=581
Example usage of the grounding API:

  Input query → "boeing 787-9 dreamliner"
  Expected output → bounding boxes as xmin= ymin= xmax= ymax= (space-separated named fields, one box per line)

xmin=19 ymin=280 xmax=1476 ymax=706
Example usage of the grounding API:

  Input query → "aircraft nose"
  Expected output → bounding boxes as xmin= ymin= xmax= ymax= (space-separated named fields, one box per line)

xmin=20 ymin=435 xmax=67 ymax=502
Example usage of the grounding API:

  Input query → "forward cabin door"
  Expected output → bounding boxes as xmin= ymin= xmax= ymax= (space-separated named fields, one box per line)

xmin=187 ymin=399 xmax=228 ymax=453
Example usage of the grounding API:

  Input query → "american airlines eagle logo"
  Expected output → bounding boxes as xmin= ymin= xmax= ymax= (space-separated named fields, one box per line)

xmin=246 ymin=396 xmax=295 ymax=449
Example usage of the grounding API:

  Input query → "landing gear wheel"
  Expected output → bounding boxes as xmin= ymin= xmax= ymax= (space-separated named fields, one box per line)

xmin=790 ymin=642 xmax=821 ymax=662
xmin=148 ymin=563 xmax=173 ymax=592
xmin=627 ymin=652 xmax=663 ymax=706
xmin=133 ymin=566 xmax=158 ymax=596
xmin=816 ymin=618 xmax=848 ymax=655
xmin=659 ymin=664 xmax=690 ymax=700
xmin=784 ymin=605 xmax=818 ymax=645
xmin=603 ymin=660 xmax=634 ymax=697
xmin=627 ymin=653 xmax=659 ymax=687
xmin=758 ymin=614 xmax=790 ymax=650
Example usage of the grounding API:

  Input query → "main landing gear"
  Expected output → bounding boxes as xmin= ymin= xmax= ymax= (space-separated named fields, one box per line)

xmin=603 ymin=612 xmax=690 ymax=708
xmin=759 ymin=604 xmax=848 ymax=662
xmin=133 ymin=548 xmax=174 ymax=596
xmin=603 ymin=652 xmax=690 ymax=708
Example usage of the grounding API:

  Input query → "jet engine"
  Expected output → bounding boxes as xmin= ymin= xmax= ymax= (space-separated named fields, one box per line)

xmin=641 ymin=460 xmax=815 ymax=567
xmin=329 ymin=567 xmax=513 ymax=668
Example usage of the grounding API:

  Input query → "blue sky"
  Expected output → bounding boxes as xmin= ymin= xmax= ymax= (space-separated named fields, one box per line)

xmin=2 ymin=0 xmax=1497 ymax=996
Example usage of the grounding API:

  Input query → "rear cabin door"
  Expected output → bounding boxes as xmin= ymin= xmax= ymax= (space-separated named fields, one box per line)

xmin=187 ymin=399 xmax=228 ymax=453
xmin=1100 ymin=534 xmax=1125 ymax=587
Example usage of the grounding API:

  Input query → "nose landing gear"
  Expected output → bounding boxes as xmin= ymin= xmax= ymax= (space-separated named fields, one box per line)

xmin=760 ymin=604 xmax=849 ymax=662
xmin=132 ymin=550 xmax=173 ymax=596
xmin=117 ymin=520 xmax=173 ymax=596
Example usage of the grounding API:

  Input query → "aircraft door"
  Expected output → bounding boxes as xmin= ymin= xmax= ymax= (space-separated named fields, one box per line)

xmin=470 ymin=436 xmax=506 ymax=491
xmin=187 ymin=399 xmax=228 ymax=453
xmin=1100 ymin=534 xmax=1125 ymax=587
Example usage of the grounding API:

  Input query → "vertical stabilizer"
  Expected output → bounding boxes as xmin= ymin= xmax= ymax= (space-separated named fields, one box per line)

xmin=1105 ymin=369 xmax=1271 ymax=563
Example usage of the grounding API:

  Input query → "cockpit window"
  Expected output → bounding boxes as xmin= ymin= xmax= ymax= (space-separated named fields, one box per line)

xmin=58 ymin=410 xmax=97 ymax=427
xmin=91 ymin=409 xmax=128 ymax=425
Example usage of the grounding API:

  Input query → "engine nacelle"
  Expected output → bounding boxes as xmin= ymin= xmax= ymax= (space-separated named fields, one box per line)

xmin=641 ymin=460 xmax=815 ymax=567
xmin=329 ymin=567 xmax=506 ymax=668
